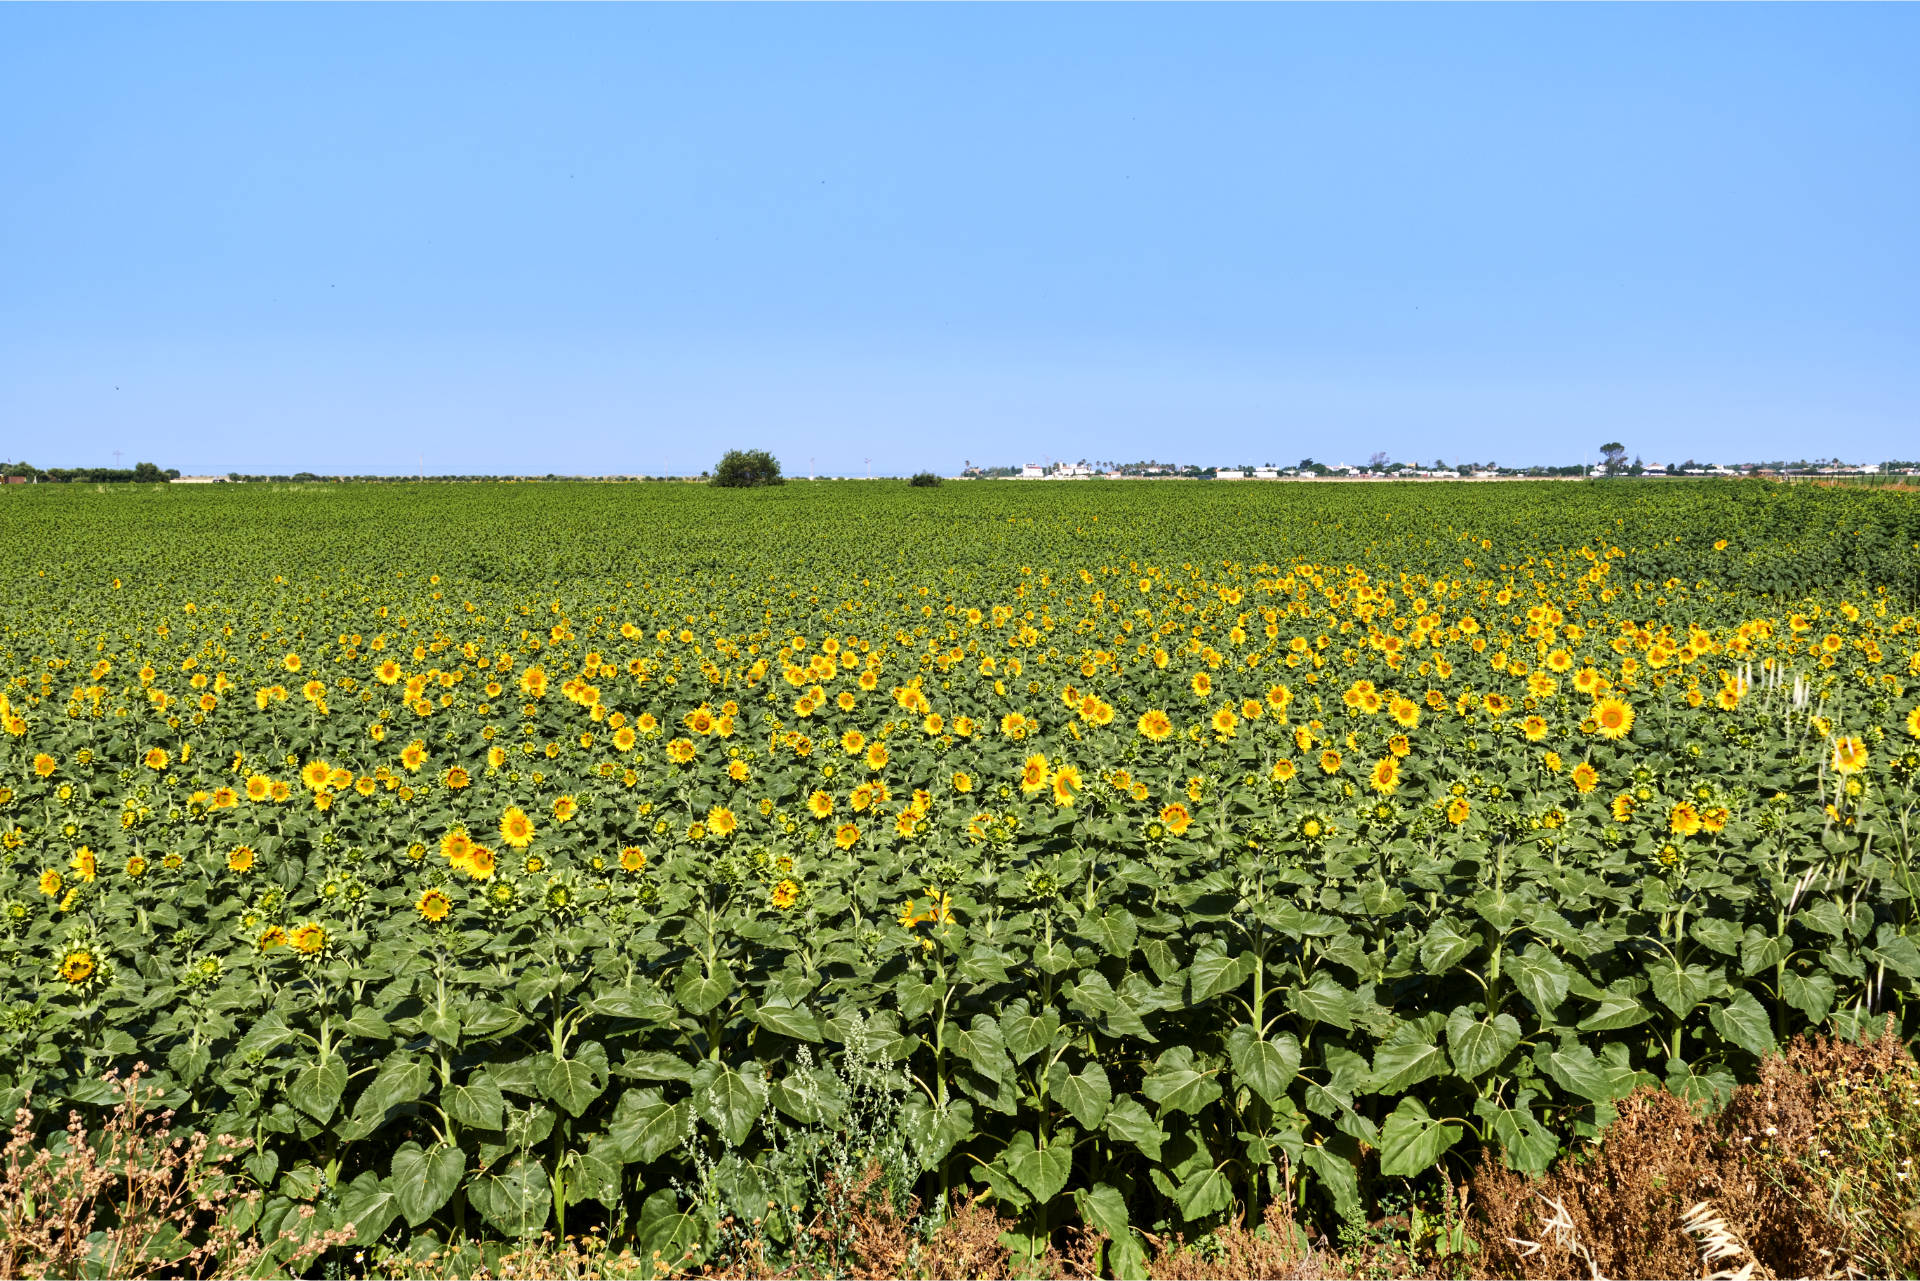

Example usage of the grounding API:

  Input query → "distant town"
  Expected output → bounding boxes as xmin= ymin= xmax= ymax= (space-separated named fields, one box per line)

xmin=957 ymin=455 xmax=1920 ymax=481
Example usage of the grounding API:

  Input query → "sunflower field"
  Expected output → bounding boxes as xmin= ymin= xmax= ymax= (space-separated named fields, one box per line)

xmin=1 ymin=478 xmax=1918 ymax=1275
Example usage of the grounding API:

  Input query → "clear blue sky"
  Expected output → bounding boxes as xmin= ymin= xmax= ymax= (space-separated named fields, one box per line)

xmin=3 ymin=5 xmax=1915 ymax=477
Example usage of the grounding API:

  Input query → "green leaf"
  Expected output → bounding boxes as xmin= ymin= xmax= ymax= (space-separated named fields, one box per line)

xmin=750 ymin=999 xmax=823 ymax=1043
xmin=608 ymin=1091 xmax=689 ymax=1164
xmin=1186 ymin=949 xmax=1257 ymax=1004
xmin=1225 ymin=1025 xmax=1300 ymax=1104
xmin=1000 ymin=1005 xmax=1061 ymax=1064
xmin=1287 ymin=973 xmax=1356 ymax=1030
xmin=1300 ymin=1145 xmax=1362 ymax=1221
xmin=1576 ymin=987 xmax=1653 ymax=1033
xmin=1085 ymin=905 xmax=1139 ymax=959
xmin=674 ymin=961 xmax=733 ymax=1016
xmin=565 ymin=1139 xmax=624 ymax=1210
xmin=338 ymin=1170 xmax=402 ymax=1245
xmin=1689 ymin=917 xmax=1741 ymax=957
xmin=903 ymin=1095 xmax=974 ymax=1165
xmin=1474 ymin=1091 xmax=1559 ymax=1174
xmin=539 ymin=1050 xmax=608 ymax=1117
xmin=469 ymin=1155 xmax=552 ymax=1237
xmin=1538 ymin=1042 xmax=1630 ymax=1104
xmin=955 ymin=1014 xmax=1013 ymax=1083
xmin=1781 ymin=970 xmax=1835 ymax=1023
xmin=638 ymin=1188 xmax=705 ymax=1268
xmin=1445 ymin=1008 xmax=1521 ymax=1079
xmin=358 ymin=1055 xmax=430 ymax=1119
xmin=289 ymin=1056 xmax=346 ymax=1123
xmin=1047 ymin=1061 xmax=1111 ymax=1129
xmin=1707 ymin=989 xmax=1775 ymax=1058
xmin=390 ymin=1142 xmax=463 ymax=1227
xmin=1103 ymin=1093 xmax=1165 ymax=1161
xmin=443 ymin=1074 xmax=505 ymax=1131
xmin=1142 ymin=1046 xmax=1222 ymax=1116
xmin=1075 ymin=1182 xmax=1133 ymax=1245
xmin=1378 ymin=1097 xmax=1463 ymax=1177
xmin=1419 ymin=921 xmax=1479 ymax=975
xmin=692 ymin=1062 xmax=767 ymax=1147
xmin=1369 ymin=1015 xmax=1450 ymax=1093
xmin=1003 ymin=1131 xmax=1071 ymax=1204
xmin=1506 ymin=946 xmax=1571 ymax=1017
xmin=1171 ymin=1164 xmax=1234 ymax=1221
xmin=1648 ymin=961 xmax=1718 ymax=1018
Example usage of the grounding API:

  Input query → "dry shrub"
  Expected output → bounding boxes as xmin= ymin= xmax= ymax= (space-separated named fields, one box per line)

xmin=1474 ymin=1019 xmax=1917 ymax=1281
xmin=0 ymin=1064 xmax=353 ymax=1280
xmin=1143 ymin=1200 xmax=1388 ymax=1281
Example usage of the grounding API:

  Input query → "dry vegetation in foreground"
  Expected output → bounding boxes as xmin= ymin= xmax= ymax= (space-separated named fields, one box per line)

xmin=1 ymin=1024 xmax=1915 ymax=1281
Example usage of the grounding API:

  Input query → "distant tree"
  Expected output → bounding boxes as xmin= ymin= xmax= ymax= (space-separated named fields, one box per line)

xmin=710 ymin=449 xmax=784 ymax=488
xmin=1599 ymin=442 xmax=1628 ymax=475
xmin=1369 ymin=451 xmax=1390 ymax=469
xmin=908 ymin=472 xmax=942 ymax=487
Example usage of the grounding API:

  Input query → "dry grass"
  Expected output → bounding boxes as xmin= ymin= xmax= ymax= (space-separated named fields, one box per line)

xmin=0 ymin=1064 xmax=352 ymax=1279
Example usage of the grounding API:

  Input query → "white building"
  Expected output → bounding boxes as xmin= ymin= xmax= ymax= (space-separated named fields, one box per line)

xmin=1215 ymin=469 xmax=1246 ymax=480
xmin=171 ymin=475 xmax=227 ymax=484
xmin=1020 ymin=463 xmax=1045 ymax=479
xmin=1252 ymin=466 xmax=1279 ymax=479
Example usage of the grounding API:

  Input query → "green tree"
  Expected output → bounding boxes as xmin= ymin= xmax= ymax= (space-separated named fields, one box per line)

xmin=709 ymin=449 xmax=784 ymax=488
xmin=1599 ymin=442 xmax=1628 ymax=475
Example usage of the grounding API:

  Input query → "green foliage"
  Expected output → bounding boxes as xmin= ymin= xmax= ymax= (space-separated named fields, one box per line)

xmin=908 ymin=473 xmax=942 ymax=488
xmin=709 ymin=449 xmax=784 ymax=488
xmin=0 ymin=478 xmax=1914 ymax=1268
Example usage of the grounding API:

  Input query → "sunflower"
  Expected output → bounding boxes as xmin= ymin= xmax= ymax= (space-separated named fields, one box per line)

xmin=1571 ymin=761 xmax=1600 ymax=794
xmin=1611 ymin=793 xmax=1635 ymax=822
xmin=300 ymin=760 xmax=332 ymax=790
xmin=256 ymin=926 xmax=288 ymax=950
xmin=1446 ymin=797 xmax=1471 ymax=825
xmin=771 ymin=879 xmax=800 ymax=910
xmin=1270 ymin=758 xmax=1297 ymax=783
xmin=1831 ymin=736 xmax=1869 ymax=775
xmin=1137 ymin=709 xmax=1174 ymax=741
xmin=708 ymin=806 xmax=737 ymax=837
xmin=1020 ymin=754 xmax=1051 ymax=794
xmin=227 ymin=846 xmax=256 ymax=873
xmin=841 ymin=729 xmax=867 ymax=756
xmin=70 ymin=848 xmax=96 ymax=882
xmin=807 ymin=790 xmax=834 ymax=820
xmin=289 ymin=923 xmax=327 ymax=955
xmin=952 ymin=771 xmax=973 ymax=793
xmin=552 ymin=794 xmax=578 ymax=821
xmin=1318 ymin=749 xmax=1343 ymax=775
xmin=1190 ymin=671 xmax=1212 ymax=697
xmin=416 ymin=888 xmax=452 ymax=921
xmin=499 ymin=807 xmax=535 ymax=848
xmin=1908 ymin=705 xmax=1920 ymax=740
xmin=124 ymin=855 xmax=148 ymax=878
xmin=1669 ymin=803 xmax=1703 ymax=836
xmin=1051 ymin=765 xmax=1082 ymax=807
xmin=1593 ymin=697 xmax=1635 ymax=741
xmin=1159 ymin=803 xmax=1193 ymax=836
xmin=245 ymin=774 xmax=272 ymax=801
xmin=59 ymin=950 xmax=95 ymax=984
xmin=666 ymin=738 xmax=697 ymax=765
xmin=144 ymin=747 xmax=170 ymax=771
xmin=38 ymin=869 xmax=61 ymax=897
xmin=834 ymin=823 xmax=860 ymax=849
xmin=1369 ymin=757 xmax=1399 ymax=795
xmin=620 ymin=846 xmax=648 ymax=872
xmin=1521 ymin=716 xmax=1549 ymax=742
xmin=463 ymin=846 xmax=497 ymax=880
xmin=32 ymin=754 xmax=55 ymax=778
xmin=1210 ymin=706 xmax=1238 ymax=738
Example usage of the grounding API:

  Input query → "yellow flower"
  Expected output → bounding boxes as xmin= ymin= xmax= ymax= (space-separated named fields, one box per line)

xmin=771 ymin=879 xmax=800 ymax=910
xmin=1593 ymin=696 xmax=1634 ymax=741
xmin=60 ymin=950 xmax=95 ymax=984
xmin=1020 ymin=754 xmax=1050 ymax=794
xmin=553 ymin=794 xmax=579 ymax=821
xmin=144 ymin=747 xmax=170 ymax=771
xmin=1831 ymin=736 xmax=1868 ymax=775
xmin=289 ymin=923 xmax=327 ymax=955
xmin=1159 ymin=803 xmax=1192 ymax=836
xmin=1669 ymin=803 xmax=1703 ymax=836
xmin=463 ymin=845 xmax=497 ymax=880
xmin=1368 ymin=757 xmax=1399 ymax=795
xmin=499 ymin=806 xmax=536 ymax=848
xmin=1446 ymin=797 xmax=1471 ymax=825
xmin=834 ymin=822 xmax=860 ymax=849
xmin=1051 ymin=764 xmax=1082 ymax=807
xmin=417 ymin=888 xmax=452 ymax=921
xmin=1137 ymin=709 xmax=1174 ymax=741
xmin=1571 ymin=762 xmax=1600 ymax=794
xmin=807 ymin=790 xmax=834 ymax=820
xmin=300 ymin=759 xmax=332 ymax=790
xmin=32 ymin=754 xmax=55 ymax=778
xmin=620 ymin=846 xmax=649 ymax=872
xmin=708 ymin=806 xmax=737 ymax=837
xmin=227 ymin=845 xmax=255 ymax=872
xmin=38 ymin=869 xmax=61 ymax=897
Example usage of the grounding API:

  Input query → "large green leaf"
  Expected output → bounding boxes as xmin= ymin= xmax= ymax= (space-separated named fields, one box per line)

xmin=1378 ymin=1097 xmax=1464 ymax=1177
xmin=1142 ymin=1046 xmax=1222 ymax=1116
xmin=1187 ymin=949 xmax=1257 ymax=1004
xmin=468 ymin=1156 xmax=552 ymax=1238
xmin=1003 ymin=1131 xmax=1071 ymax=1204
xmin=607 ymin=1090 xmax=690 ymax=1164
xmin=539 ymin=1048 xmax=608 ymax=1117
xmin=1171 ymin=1163 xmax=1234 ymax=1221
xmin=1474 ymin=1091 xmax=1559 ymax=1174
xmin=1707 ymin=989 xmax=1775 ymax=1058
xmin=390 ymin=1142 xmax=463 ymax=1227
xmin=1226 ymin=1024 xmax=1301 ymax=1104
xmin=1103 ymin=1093 xmax=1165 ymax=1160
xmin=674 ymin=962 xmax=734 ymax=1016
xmin=288 ymin=1056 xmax=346 ymax=1123
xmin=443 ymin=1073 xmax=506 ymax=1131
xmin=338 ymin=1170 xmax=402 ymax=1246
xmin=692 ymin=1062 xmax=767 ymax=1146
xmin=750 ymin=998 xmax=823 ymax=1042
xmin=1287 ymin=974 xmax=1357 ymax=1030
xmin=1445 ymin=1008 xmax=1521 ymax=1079
xmin=1369 ymin=1014 xmax=1450 ymax=1093
xmin=1048 ymin=1061 xmax=1110 ymax=1129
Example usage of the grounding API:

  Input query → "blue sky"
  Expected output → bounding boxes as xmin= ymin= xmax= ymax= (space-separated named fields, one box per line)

xmin=3 ymin=5 xmax=1915 ymax=476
